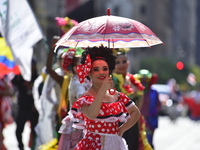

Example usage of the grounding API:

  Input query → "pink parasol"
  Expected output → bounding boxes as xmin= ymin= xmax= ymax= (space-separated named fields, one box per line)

xmin=56 ymin=9 xmax=163 ymax=48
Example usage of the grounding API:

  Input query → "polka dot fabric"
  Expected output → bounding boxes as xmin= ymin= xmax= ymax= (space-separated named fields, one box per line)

xmin=75 ymin=132 xmax=102 ymax=150
xmin=70 ymin=92 xmax=135 ymax=150
xmin=76 ymin=54 xmax=91 ymax=83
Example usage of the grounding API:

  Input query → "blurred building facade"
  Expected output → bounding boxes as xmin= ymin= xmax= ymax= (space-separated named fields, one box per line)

xmin=28 ymin=0 xmax=200 ymax=73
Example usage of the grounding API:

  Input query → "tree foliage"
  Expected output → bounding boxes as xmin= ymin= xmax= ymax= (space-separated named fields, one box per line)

xmin=140 ymin=57 xmax=200 ymax=91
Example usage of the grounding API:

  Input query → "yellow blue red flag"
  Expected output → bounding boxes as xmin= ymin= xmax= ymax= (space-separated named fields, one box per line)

xmin=0 ymin=37 xmax=20 ymax=75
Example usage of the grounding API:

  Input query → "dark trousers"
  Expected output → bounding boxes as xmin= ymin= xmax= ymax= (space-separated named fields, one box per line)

xmin=15 ymin=109 xmax=39 ymax=150
xmin=122 ymin=122 xmax=139 ymax=150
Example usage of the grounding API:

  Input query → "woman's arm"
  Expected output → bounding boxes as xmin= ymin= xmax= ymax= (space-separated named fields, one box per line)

xmin=82 ymin=89 xmax=106 ymax=120
xmin=118 ymin=104 xmax=141 ymax=136
xmin=46 ymin=37 xmax=63 ymax=87
xmin=136 ymin=94 xmax=144 ymax=110
xmin=81 ymin=77 xmax=113 ymax=120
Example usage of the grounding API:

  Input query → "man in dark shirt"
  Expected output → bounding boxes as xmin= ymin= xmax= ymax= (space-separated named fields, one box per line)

xmin=12 ymin=59 xmax=39 ymax=150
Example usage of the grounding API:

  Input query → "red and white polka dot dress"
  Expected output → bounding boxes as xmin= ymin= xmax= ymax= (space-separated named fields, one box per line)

xmin=69 ymin=92 xmax=135 ymax=150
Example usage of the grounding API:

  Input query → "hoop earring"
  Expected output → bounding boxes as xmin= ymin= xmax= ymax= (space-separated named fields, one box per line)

xmin=109 ymin=88 xmax=116 ymax=95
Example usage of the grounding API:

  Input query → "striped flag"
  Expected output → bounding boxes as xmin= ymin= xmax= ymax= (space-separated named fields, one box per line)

xmin=0 ymin=0 xmax=43 ymax=81
xmin=0 ymin=37 xmax=20 ymax=75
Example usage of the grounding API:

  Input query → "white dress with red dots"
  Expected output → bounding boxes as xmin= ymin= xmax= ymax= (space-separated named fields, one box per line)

xmin=69 ymin=92 xmax=135 ymax=150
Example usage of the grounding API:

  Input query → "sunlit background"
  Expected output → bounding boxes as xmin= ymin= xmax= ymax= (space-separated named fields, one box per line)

xmin=2 ymin=0 xmax=200 ymax=150
xmin=30 ymin=0 xmax=200 ymax=149
xmin=27 ymin=0 xmax=200 ymax=91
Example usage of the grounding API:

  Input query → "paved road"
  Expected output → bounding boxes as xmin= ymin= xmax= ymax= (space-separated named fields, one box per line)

xmin=3 ymin=122 xmax=31 ymax=150
xmin=154 ymin=116 xmax=200 ymax=150
xmin=3 ymin=116 xmax=200 ymax=150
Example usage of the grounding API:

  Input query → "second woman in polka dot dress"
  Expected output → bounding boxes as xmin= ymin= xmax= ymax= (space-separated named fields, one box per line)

xmin=68 ymin=45 xmax=141 ymax=150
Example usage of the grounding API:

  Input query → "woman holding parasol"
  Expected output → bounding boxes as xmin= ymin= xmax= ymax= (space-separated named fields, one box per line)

xmin=68 ymin=45 xmax=141 ymax=150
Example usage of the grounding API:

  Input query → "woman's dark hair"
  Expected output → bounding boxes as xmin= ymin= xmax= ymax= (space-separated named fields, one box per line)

xmin=81 ymin=45 xmax=116 ymax=75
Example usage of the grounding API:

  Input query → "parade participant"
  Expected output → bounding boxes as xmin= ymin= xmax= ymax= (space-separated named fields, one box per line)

xmin=38 ymin=16 xmax=79 ymax=149
xmin=11 ymin=59 xmax=39 ymax=150
xmin=0 ymin=75 xmax=14 ymax=150
xmin=46 ymin=36 xmax=71 ymax=121
xmin=68 ymin=45 xmax=141 ymax=150
xmin=37 ymin=36 xmax=71 ymax=150
xmin=136 ymin=69 xmax=161 ymax=149
xmin=57 ymin=47 xmax=91 ymax=150
xmin=112 ymin=48 xmax=146 ymax=150
xmin=113 ymin=49 xmax=153 ymax=150
xmin=35 ymin=46 xmax=68 ymax=149
xmin=32 ymin=66 xmax=48 ymax=117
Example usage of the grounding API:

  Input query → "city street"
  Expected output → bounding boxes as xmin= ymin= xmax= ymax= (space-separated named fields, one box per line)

xmin=154 ymin=116 xmax=200 ymax=150
xmin=3 ymin=122 xmax=31 ymax=150
xmin=3 ymin=116 xmax=200 ymax=150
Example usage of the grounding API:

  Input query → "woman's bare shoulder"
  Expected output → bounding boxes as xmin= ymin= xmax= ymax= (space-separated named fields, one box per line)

xmin=82 ymin=90 xmax=93 ymax=97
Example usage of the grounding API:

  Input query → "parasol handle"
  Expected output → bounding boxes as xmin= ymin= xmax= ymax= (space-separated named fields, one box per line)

xmin=107 ymin=8 xmax=110 ymax=16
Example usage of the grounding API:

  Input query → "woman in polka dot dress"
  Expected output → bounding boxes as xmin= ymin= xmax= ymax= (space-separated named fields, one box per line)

xmin=68 ymin=45 xmax=141 ymax=150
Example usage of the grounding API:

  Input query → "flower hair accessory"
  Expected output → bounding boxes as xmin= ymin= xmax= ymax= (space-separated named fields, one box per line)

xmin=112 ymin=48 xmax=130 ymax=56
xmin=62 ymin=49 xmax=76 ymax=71
xmin=55 ymin=17 xmax=78 ymax=36
xmin=76 ymin=54 xmax=91 ymax=83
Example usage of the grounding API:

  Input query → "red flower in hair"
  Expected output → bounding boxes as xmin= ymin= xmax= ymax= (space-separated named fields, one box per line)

xmin=76 ymin=54 xmax=91 ymax=83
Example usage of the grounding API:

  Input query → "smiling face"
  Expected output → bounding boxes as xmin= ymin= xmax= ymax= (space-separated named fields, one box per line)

xmin=89 ymin=60 xmax=109 ymax=84
xmin=115 ymin=55 xmax=129 ymax=75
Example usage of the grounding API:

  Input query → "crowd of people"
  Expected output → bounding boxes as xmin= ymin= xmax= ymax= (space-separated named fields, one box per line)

xmin=0 ymin=16 xmax=187 ymax=150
